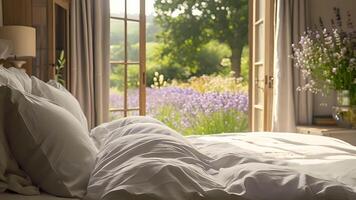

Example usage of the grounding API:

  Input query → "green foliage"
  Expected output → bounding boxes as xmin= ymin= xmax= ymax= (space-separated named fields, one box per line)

xmin=110 ymin=15 xmax=159 ymax=61
xmin=146 ymin=42 xmax=192 ymax=83
xmin=240 ymin=46 xmax=249 ymax=82
xmin=55 ymin=50 xmax=66 ymax=85
xmin=147 ymin=15 xmax=161 ymax=42
xmin=185 ymin=110 xmax=248 ymax=135
xmin=110 ymin=65 xmax=140 ymax=91
xmin=146 ymin=41 xmax=233 ymax=85
xmin=154 ymin=106 xmax=248 ymax=135
xmin=154 ymin=0 xmax=248 ymax=76
xmin=195 ymin=41 xmax=231 ymax=75
xmin=110 ymin=8 xmax=249 ymax=82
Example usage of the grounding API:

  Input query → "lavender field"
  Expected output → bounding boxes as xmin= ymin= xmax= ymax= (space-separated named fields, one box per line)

xmin=110 ymin=86 xmax=249 ymax=135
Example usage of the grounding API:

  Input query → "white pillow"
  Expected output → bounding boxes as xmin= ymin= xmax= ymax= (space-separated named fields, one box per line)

xmin=0 ymin=86 xmax=39 ymax=195
xmin=31 ymin=76 xmax=89 ymax=131
xmin=47 ymin=79 xmax=64 ymax=89
xmin=0 ymin=66 xmax=25 ymax=92
xmin=4 ymin=87 xmax=97 ymax=198
xmin=7 ymin=67 xmax=32 ymax=93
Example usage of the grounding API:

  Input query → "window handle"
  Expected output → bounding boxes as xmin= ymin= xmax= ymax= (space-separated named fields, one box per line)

xmin=142 ymin=71 xmax=146 ymax=85
xmin=268 ymin=76 xmax=274 ymax=89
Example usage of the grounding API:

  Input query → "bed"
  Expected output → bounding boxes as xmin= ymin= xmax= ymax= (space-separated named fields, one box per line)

xmin=0 ymin=192 xmax=78 ymax=200
xmin=1 ymin=66 xmax=356 ymax=200
xmin=85 ymin=121 xmax=356 ymax=200
xmin=2 ymin=122 xmax=356 ymax=200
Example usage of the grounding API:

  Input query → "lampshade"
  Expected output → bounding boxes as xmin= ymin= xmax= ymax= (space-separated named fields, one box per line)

xmin=0 ymin=26 xmax=36 ymax=58
xmin=0 ymin=39 xmax=13 ymax=59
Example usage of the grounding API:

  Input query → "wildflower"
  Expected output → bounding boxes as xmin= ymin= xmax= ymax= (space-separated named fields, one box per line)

xmin=332 ymin=68 xmax=337 ymax=74
xmin=159 ymin=74 xmax=164 ymax=83
xmin=291 ymin=12 xmax=355 ymax=95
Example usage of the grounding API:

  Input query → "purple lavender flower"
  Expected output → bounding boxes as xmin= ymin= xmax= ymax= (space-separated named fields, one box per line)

xmin=110 ymin=86 xmax=249 ymax=134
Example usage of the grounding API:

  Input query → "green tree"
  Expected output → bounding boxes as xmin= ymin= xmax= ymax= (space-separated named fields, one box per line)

xmin=154 ymin=0 xmax=248 ymax=77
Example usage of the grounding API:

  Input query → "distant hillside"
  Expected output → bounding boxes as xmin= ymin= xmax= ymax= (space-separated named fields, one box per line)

xmin=111 ymin=15 xmax=160 ymax=45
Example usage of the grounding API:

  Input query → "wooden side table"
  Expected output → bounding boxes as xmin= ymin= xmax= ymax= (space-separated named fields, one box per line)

xmin=296 ymin=126 xmax=356 ymax=146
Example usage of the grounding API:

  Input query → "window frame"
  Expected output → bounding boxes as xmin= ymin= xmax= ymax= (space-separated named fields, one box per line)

xmin=109 ymin=0 xmax=146 ymax=117
xmin=249 ymin=0 xmax=275 ymax=131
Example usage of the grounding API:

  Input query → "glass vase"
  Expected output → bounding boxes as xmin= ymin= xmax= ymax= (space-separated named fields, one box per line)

xmin=336 ymin=90 xmax=351 ymax=106
xmin=336 ymin=90 xmax=350 ymax=106
xmin=332 ymin=106 xmax=356 ymax=129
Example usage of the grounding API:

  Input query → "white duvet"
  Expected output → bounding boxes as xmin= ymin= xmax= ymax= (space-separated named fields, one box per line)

xmin=86 ymin=117 xmax=356 ymax=200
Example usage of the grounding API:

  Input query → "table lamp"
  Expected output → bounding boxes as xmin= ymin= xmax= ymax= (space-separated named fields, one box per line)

xmin=0 ymin=26 xmax=36 ymax=68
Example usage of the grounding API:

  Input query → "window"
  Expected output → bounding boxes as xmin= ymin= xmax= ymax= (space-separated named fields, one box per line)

xmin=249 ymin=0 xmax=275 ymax=131
xmin=109 ymin=0 xmax=146 ymax=119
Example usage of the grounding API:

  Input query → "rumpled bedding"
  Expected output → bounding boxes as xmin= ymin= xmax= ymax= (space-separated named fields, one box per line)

xmin=85 ymin=117 xmax=356 ymax=200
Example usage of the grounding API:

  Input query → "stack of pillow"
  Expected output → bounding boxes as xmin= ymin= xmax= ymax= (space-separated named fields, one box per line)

xmin=0 ymin=66 xmax=98 ymax=198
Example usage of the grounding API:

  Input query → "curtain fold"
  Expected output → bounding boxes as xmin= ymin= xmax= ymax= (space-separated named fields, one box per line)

xmin=70 ymin=0 xmax=110 ymax=128
xmin=272 ymin=0 xmax=313 ymax=132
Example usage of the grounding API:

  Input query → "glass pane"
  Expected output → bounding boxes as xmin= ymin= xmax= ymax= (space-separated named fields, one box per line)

xmin=110 ymin=64 xmax=125 ymax=109
xmin=127 ymin=0 xmax=140 ymax=20
xmin=255 ymin=23 xmax=264 ymax=63
xmin=254 ymin=108 xmax=264 ymax=131
xmin=127 ymin=21 xmax=140 ymax=62
xmin=256 ymin=0 xmax=265 ymax=21
xmin=146 ymin=0 xmax=154 ymax=15
xmin=128 ymin=110 xmax=140 ymax=116
xmin=110 ymin=0 xmax=125 ymax=18
xmin=110 ymin=19 xmax=125 ymax=61
xmin=110 ymin=111 xmax=124 ymax=121
xmin=255 ymin=65 xmax=265 ymax=106
xmin=127 ymin=65 xmax=140 ymax=108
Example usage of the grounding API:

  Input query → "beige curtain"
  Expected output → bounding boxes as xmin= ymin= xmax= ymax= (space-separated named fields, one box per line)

xmin=70 ymin=0 xmax=110 ymax=128
xmin=272 ymin=0 xmax=313 ymax=132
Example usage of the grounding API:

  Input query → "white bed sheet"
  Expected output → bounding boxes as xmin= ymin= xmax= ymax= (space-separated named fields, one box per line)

xmin=188 ymin=132 xmax=356 ymax=189
xmin=0 ymin=192 xmax=78 ymax=200
xmin=86 ymin=125 xmax=356 ymax=200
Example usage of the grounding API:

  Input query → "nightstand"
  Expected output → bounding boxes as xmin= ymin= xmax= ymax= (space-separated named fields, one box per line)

xmin=296 ymin=126 xmax=356 ymax=146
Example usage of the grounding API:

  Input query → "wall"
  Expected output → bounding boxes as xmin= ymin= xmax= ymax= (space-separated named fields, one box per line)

xmin=0 ymin=0 xmax=3 ymax=26
xmin=308 ymin=0 xmax=356 ymax=116
xmin=32 ymin=0 xmax=49 ymax=80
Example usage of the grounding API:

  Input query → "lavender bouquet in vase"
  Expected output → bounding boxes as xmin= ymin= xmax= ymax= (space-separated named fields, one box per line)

xmin=291 ymin=8 xmax=356 ymax=128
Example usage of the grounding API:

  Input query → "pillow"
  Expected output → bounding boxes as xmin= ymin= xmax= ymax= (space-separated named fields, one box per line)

xmin=4 ymin=87 xmax=97 ymax=198
xmin=31 ymin=76 xmax=89 ymax=131
xmin=0 ymin=66 xmax=25 ymax=92
xmin=90 ymin=116 xmax=165 ymax=149
xmin=7 ymin=67 xmax=32 ymax=93
xmin=0 ymin=87 xmax=39 ymax=195
xmin=47 ymin=79 xmax=64 ymax=89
